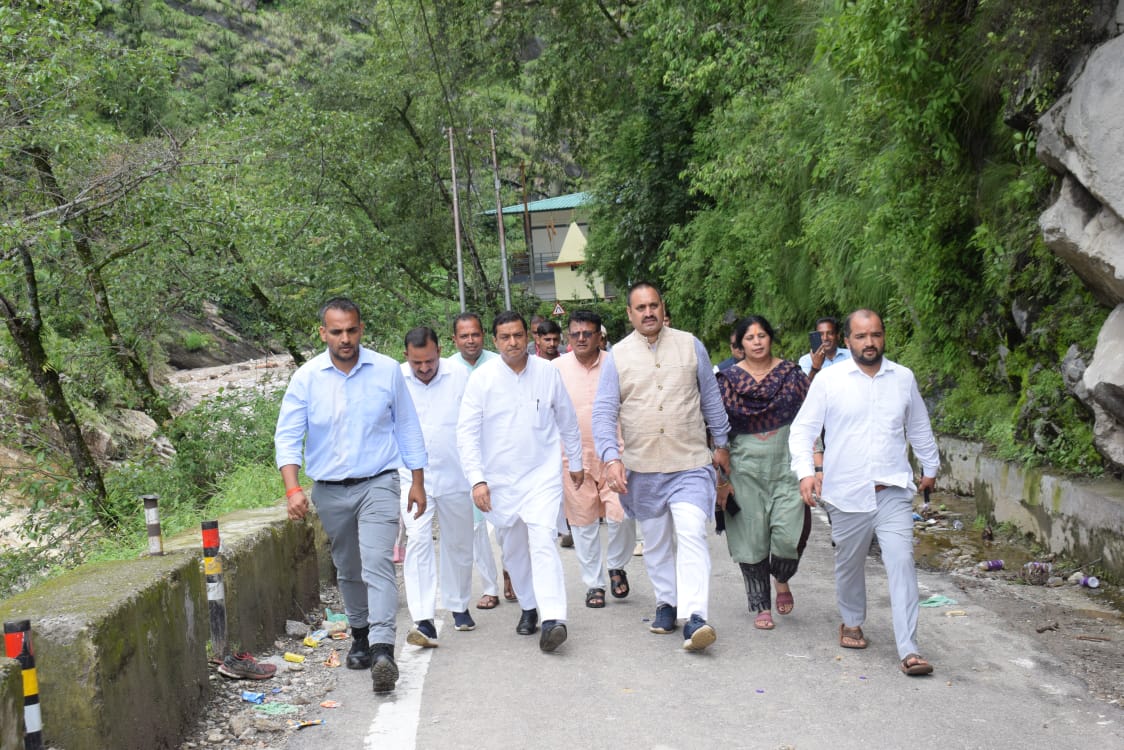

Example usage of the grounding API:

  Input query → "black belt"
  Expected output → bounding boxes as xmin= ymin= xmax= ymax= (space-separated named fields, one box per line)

xmin=318 ymin=469 xmax=395 ymax=487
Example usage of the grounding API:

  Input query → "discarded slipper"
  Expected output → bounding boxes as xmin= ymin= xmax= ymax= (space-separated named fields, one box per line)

xmin=775 ymin=591 xmax=794 ymax=615
xmin=839 ymin=623 xmax=868 ymax=649
xmin=476 ymin=594 xmax=499 ymax=610
xmin=754 ymin=611 xmax=775 ymax=630
xmin=900 ymin=653 xmax=934 ymax=676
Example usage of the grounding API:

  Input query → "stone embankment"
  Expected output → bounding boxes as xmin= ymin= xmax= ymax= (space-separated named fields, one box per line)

xmin=0 ymin=505 xmax=324 ymax=749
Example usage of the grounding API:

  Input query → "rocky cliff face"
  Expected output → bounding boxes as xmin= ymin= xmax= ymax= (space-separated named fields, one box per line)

xmin=1038 ymin=2 xmax=1124 ymax=471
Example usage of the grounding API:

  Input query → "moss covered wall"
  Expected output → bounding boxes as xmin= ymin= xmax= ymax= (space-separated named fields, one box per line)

xmin=0 ymin=502 xmax=320 ymax=749
xmin=940 ymin=436 xmax=1124 ymax=579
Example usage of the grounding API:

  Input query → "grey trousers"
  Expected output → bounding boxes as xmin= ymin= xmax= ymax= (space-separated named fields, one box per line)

xmin=312 ymin=472 xmax=400 ymax=646
xmin=825 ymin=486 xmax=920 ymax=659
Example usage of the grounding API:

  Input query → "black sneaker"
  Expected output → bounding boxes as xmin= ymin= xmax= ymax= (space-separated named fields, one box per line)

xmin=370 ymin=644 xmax=399 ymax=694
xmin=347 ymin=626 xmax=372 ymax=669
xmin=649 ymin=604 xmax=677 ymax=634
xmin=452 ymin=611 xmax=476 ymax=631
xmin=406 ymin=619 xmax=439 ymax=648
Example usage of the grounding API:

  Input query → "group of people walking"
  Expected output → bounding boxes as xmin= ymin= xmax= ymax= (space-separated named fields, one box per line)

xmin=273 ymin=283 xmax=941 ymax=695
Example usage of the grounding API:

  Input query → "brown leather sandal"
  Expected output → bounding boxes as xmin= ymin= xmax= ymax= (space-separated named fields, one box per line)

xmin=839 ymin=623 xmax=868 ymax=649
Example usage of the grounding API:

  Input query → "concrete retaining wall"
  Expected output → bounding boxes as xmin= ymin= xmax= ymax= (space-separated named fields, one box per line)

xmin=2 ymin=657 xmax=22 ymax=750
xmin=939 ymin=436 xmax=1124 ymax=579
xmin=0 ymin=503 xmax=320 ymax=749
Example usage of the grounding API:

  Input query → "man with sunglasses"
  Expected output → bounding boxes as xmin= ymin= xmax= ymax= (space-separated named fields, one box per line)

xmin=553 ymin=311 xmax=637 ymax=610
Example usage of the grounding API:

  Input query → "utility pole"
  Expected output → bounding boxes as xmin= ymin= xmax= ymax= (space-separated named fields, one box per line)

xmin=490 ymin=129 xmax=512 ymax=309
xmin=520 ymin=161 xmax=535 ymax=298
xmin=447 ymin=127 xmax=466 ymax=312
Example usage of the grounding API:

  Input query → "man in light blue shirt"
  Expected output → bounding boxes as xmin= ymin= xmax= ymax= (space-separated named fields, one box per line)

xmin=275 ymin=297 xmax=427 ymax=694
xmin=798 ymin=317 xmax=851 ymax=380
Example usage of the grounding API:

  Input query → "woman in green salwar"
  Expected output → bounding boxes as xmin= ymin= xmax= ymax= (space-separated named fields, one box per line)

xmin=715 ymin=316 xmax=810 ymax=630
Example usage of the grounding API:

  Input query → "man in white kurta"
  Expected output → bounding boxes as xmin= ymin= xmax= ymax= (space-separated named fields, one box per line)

xmin=449 ymin=311 xmax=507 ymax=608
xmin=457 ymin=311 xmax=584 ymax=652
xmin=399 ymin=327 xmax=476 ymax=648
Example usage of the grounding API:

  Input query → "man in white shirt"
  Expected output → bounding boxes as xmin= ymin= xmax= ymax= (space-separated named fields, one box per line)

xmin=798 ymin=317 xmax=851 ymax=380
xmin=399 ymin=327 xmax=476 ymax=648
xmin=448 ymin=312 xmax=509 ymax=608
xmin=788 ymin=309 xmax=939 ymax=677
xmin=457 ymin=311 xmax=584 ymax=652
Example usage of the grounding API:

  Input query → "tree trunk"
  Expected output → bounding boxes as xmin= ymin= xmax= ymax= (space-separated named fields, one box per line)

xmin=30 ymin=148 xmax=176 ymax=431
xmin=0 ymin=244 xmax=114 ymax=529
xmin=224 ymin=241 xmax=305 ymax=367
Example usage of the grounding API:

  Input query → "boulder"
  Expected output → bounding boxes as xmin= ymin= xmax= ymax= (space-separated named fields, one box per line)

xmin=1039 ymin=175 xmax=1124 ymax=307
xmin=1038 ymin=33 xmax=1124 ymax=221
xmin=1083 ymin=304 xmax=1124 ymax=470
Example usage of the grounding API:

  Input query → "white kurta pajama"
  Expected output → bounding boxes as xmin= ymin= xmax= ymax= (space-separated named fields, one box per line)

xmin=457 ymin=355 xmax=583 ymax=622
xmin=398 ymin=358 xmax=475 ymax=621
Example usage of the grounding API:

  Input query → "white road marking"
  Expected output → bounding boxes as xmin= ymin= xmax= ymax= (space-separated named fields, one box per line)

xmin=363 ymin=622 xmax=440 ymax=750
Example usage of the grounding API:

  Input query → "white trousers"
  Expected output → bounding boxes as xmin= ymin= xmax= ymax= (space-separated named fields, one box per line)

xmin=572 ymin=519 xmax=637 ymax=589
xmin=826 ymin=486 xmax=920 ymax=659
xmin=473 ymin=518 xmax=500 ymax=596
xmin=400 ymin=490 xmax=475 ymax=620
xmin=500 ymin=519 xmax=567 ymax=621
xmin=638 ymin=503 xmax=710 ymax=620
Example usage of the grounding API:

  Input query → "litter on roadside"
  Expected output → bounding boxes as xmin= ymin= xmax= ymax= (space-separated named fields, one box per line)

xmin=919 ymin=594 xmax=958 ymax=607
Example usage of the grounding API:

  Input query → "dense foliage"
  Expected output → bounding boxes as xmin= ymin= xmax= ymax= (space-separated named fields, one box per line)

xmin=0 ymin=0 xmax=1114 ymax=594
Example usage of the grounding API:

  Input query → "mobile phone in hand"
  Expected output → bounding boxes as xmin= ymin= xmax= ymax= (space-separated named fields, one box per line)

xmin=809 ymin=330 xmax=823 ymax=352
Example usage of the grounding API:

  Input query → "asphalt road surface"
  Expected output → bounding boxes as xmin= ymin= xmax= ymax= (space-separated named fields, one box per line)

xmin=281 ymin=509 xmax=1122 ymax=750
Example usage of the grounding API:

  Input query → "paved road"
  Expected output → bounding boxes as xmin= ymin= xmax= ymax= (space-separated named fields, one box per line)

xmin=283 ymin=509 xmax=1122 ymax=750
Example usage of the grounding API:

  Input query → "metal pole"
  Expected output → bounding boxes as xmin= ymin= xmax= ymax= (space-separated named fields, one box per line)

xmin=490 ymin=129 xmax=512 ymax=309
xmin=142 ymin=494 xmax=163 ymax=556
xmin=447 ymin=127 xmax=467 ymax=312
xmin=4 ymin=620 xmax=43 ymax=750
xmin=520 ymin=161 xmax=534 ymax=300
xmin=201 ymin=520 xmax=227 ymax=658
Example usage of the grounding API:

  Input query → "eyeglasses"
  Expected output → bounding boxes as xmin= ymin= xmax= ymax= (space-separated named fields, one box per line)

xmin=568 ymin=330 xmax=596 ymax=339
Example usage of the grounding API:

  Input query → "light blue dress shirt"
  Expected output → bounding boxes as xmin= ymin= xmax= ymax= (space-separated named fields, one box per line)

xmin=275 ymin=347 xmax=427 ymax=481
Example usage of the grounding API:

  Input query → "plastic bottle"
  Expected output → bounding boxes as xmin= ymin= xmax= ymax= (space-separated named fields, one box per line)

xmin=1080 ymin=575 xmax=1100 ymax=589
xmin=977 ymin=560 xmax=1004 ymax=571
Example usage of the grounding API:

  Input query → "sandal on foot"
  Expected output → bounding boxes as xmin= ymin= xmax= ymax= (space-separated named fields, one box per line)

xmin=503 ymin=571 xmax=517 ymax=602
xmin=775 ymin=591 xmax=794 ymax=615
xmin=839 ymin=624 xmax=868 ymax=649
xmin=609 ymin=568 xmax=630 ymax=599
xmin=900 ymin=653 xmax=934 ymax=676
xmin=476 ymin=594 xmax=499 ymax=610
xmin=754 ymin=611 xmax=775 ymax=630
xmin=585 ymin=587 xmax=606 ymax=608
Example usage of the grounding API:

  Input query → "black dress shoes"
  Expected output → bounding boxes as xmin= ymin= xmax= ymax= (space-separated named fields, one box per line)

xmin=516 ymin=608 xmax=539 ymax=635
xmin=539 ymin=620 xmax=567 ymax=652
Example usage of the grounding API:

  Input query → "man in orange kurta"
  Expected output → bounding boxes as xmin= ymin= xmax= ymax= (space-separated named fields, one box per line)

xmin=553 ymin=310 xmax=636 ymax=608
